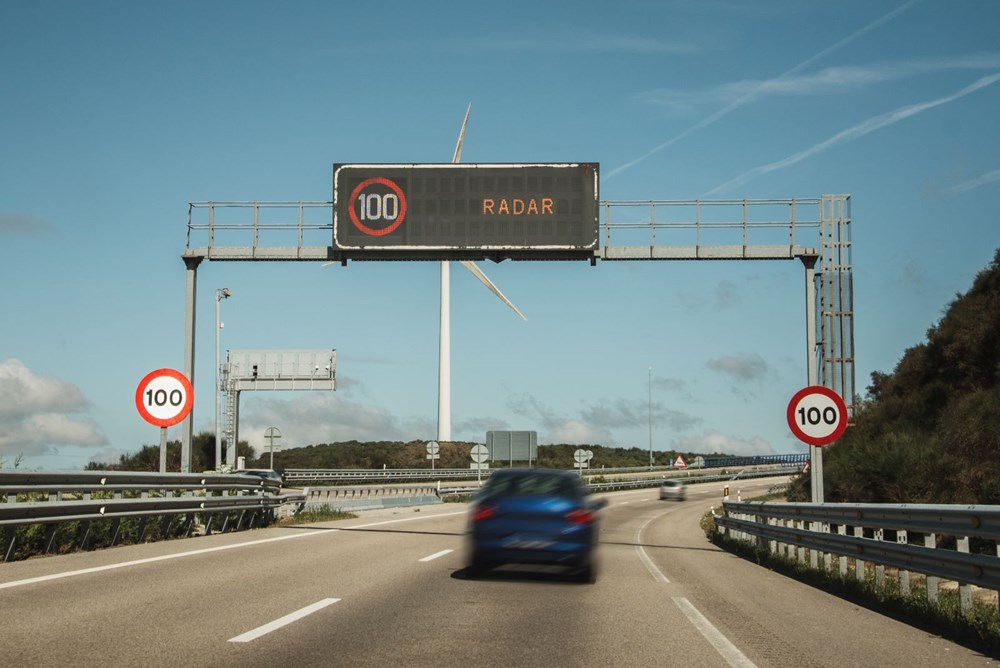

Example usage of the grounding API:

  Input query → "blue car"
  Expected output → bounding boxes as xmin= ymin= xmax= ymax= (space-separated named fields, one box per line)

xmin=466 ymin=468 xmax=607 ymax=583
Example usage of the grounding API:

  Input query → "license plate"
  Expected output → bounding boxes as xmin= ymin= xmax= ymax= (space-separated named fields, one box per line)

xmin=503 ymin=535 xmax=554 ymax=549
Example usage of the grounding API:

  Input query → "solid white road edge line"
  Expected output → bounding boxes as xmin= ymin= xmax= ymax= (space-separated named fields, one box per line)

xmin=228 ymin=598 xmax=341 ymax=643
xmin=634 ymin=514 xmax=669 ymax=583
xmin=345 ymin=510 xmax=467 ymax=530
xmin=0 ymin=530 xmax=334 ymax=591
xmin=1 ymin=508 xmax=470 ymax=591
xmin=673 ymin=597 xmax=758 ymax=668
xmin=419 ymin=549 xmax=454 ymax=562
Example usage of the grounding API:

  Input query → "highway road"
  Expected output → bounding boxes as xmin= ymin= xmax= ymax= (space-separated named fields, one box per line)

xmin=1 ymin=478 xmax=994 ymax=667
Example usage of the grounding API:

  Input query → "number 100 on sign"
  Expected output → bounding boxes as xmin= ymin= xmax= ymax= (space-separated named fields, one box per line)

xmin=135 ymin=368 xmax=194 ymax=428
xmin=786 ymin=385 xmax=848 ymax=447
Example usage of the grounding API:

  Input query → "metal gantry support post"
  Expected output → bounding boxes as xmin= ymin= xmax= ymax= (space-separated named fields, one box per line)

xmin=801 ymin=253 xmax=824 ymax=503
xmin=181 ymin=256 xmax=202 ymax=473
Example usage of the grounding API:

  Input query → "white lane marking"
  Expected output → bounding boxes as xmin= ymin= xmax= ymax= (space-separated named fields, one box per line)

xmin=619 ymin=501 xmax=631 ymax=505
xmin=634 ymin=514 xmax=669 ymax=583
xmin=0 ymin=530 xmax=334 ymax=591
xmin=1 ymin=508 xmax=471 ymax=591
xmin=228 ymin=598 xmax=341 ymax=643
xmin=419 ymin=549 xmax=454 ymax=562
xmin=345 ymin=510 xmax=467 ymax=530
xmin=673 ymin=597 xmax=757 ymax=668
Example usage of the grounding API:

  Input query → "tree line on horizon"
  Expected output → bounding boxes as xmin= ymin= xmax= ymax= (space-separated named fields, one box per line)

xmin=87 ymin=435 xmax=720 ymax=473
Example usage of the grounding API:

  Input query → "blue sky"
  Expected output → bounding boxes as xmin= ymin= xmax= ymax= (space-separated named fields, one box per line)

xmin=2 ymin=0 xmax=998 ymax=470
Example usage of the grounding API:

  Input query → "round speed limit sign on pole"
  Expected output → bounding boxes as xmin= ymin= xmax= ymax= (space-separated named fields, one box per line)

xmin=135 ymin=368 xmax=194 ymax=428
xmin=786 ymin=385 xmax=848 ymax=447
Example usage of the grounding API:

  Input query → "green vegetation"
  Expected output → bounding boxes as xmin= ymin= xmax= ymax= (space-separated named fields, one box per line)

xmin=277 ymin=504 xmax=355 ymax=525
xmin=788 ymin=248 xmax=1000 ymax=504
xmin=91 ymin=436 xmax=718 ymax=474
xmin=87 ymin=431 xmax=256 ymax=472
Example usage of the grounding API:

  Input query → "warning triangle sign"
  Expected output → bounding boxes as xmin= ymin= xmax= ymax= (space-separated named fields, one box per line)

xmin=673 ymin=454 xmax=688 ymax=469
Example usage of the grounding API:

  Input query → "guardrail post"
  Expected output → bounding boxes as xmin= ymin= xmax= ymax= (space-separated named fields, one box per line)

xmin=44 ymin=524 xmax=58 ymax=554
xmin=854 ymin=526 xmax=866 ymax=583
xmin=823 ymin=523 xmax=832 ymax=572
xmin=3 ymin=526 xmax=15 ymax=562
xmin=958 ymin=536 xmax=972 ymax=613
xmin=797 ymin=520 xmax=806 ymax=563
xmin=77 ymin=520 xmax=92 ymax=551
xmin=138 ymin=516 xmax=150 ymax=542
xmin=776 ymin=518 xmax=786 ymax=558
xmin=924 ymin=533 xmax=938 ymax=603
xmin=838 ymin=525 xmax=848 ymax=576
xmin=809 ymin=521 xmax=819 ymax=569
xmin=898 ymin=529 xmax=909 ymax=595
xmin=874 ymin=529 xmax=885 ymax=589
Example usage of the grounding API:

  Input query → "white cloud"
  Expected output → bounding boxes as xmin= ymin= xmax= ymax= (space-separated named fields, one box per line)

xmin=546 ymin=419 xmax=613 ymax=446
xmin=673 ymin=431 xmax=774 ymax=457
xmin=0 ymin=359 xmax=106 ymax=459
xmin=707 ymin=353 xmax=769 ymax=381
xmin=0 ymin=213 xmax=55 ymax=236
xmin=239 ymin=393 xmax=434 ymax=452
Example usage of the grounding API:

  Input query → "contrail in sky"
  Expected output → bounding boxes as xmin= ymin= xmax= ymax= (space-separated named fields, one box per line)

xmin=947 ymin=168 xmax=1000 ymax=194
xmin=704 ymin=71 xmax=1000 ymax=196
xmin=604 ymin=0 xmax=921 ymax=181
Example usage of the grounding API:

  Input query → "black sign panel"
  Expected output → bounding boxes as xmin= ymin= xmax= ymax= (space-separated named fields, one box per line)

xmin=333 ymin=163 xmax=599 ymax=258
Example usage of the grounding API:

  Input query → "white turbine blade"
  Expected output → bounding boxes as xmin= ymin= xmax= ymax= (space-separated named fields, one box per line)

xmin=453 ymin=102 xmax=472 ymax=163
xmin=460 ymin=260 xmax=527 ymax=321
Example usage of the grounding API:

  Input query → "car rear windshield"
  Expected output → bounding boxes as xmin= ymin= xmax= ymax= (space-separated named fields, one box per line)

xmin=483 ymin=473 xmax=581 ymax=499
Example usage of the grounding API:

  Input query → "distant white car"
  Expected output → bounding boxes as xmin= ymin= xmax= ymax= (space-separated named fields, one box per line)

xmin=659 ymin=479 xmax=686 ymax=501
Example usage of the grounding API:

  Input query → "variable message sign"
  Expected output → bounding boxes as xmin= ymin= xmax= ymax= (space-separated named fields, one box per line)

xmin=333 ymin=163 xmax=599 ymax=260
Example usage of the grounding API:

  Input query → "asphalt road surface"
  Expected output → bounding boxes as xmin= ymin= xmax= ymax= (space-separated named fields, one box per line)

xmin=1 ymin=478 xmax=994 ymax=667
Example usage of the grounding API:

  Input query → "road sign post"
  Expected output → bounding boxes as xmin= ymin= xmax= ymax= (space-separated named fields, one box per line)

xmin=264 ymin=426 xmax=282 ymax=470
xmin=787 ymin=385 xmax=848 ymax=503
xmin=470 ymin=444 xmax=489 ymax=484
xmin=135 ymin=369 xmax=194 ymax=473
xmin=426 ymin=440 xmax=440 ymax=470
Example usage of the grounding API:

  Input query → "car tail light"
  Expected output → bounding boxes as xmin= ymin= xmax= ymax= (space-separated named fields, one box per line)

xmin=472 ymin=505 xmax=496 ymax=522
xmin=566 ymin=509 xmax=594 ymax=525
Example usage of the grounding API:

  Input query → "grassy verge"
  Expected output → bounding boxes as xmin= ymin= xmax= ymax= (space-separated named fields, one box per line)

xmin=702 ymin=509 xmax=1000 ymax=657
xmin=278 ymin=504 xmax=357 ymax=524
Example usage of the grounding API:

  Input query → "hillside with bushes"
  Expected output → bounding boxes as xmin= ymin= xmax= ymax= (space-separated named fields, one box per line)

xmin=788 ymin=248 xmax=1000 ymax=503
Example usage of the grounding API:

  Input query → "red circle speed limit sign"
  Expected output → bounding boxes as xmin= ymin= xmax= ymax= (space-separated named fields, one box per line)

xmin=348 ymin=177 xmax=408 ymax=237
xmin=786 ymin=385 xmax=848 ymax=446
xmin=135 ymin=368 xmax=194 ymax=427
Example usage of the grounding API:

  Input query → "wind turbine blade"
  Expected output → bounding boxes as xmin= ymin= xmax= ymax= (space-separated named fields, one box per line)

xmin=452 ymin=103 xmax=472 ymax=163
xmin=461 ymin=260 xmax=527 ymax=321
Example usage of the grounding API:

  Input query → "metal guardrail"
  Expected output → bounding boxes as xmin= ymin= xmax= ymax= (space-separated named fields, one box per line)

xmin=717 ymin=500 xmax=1000 ymax=611
xmin=434 ymin=467 xmax=798 ymax=498
xmin=302 ymin=484 xmax=443 ymax=512
xmin=0 ymin=471 xmax=306 ymax=562
xmin=282 ymin=463 xmax=800 ymax=485
xmin=0 ymin=467 xmax=793 ymax=562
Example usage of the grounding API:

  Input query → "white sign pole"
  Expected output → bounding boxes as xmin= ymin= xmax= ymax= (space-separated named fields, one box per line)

xmin=159 ymin=427 xmax=167 ymax=473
